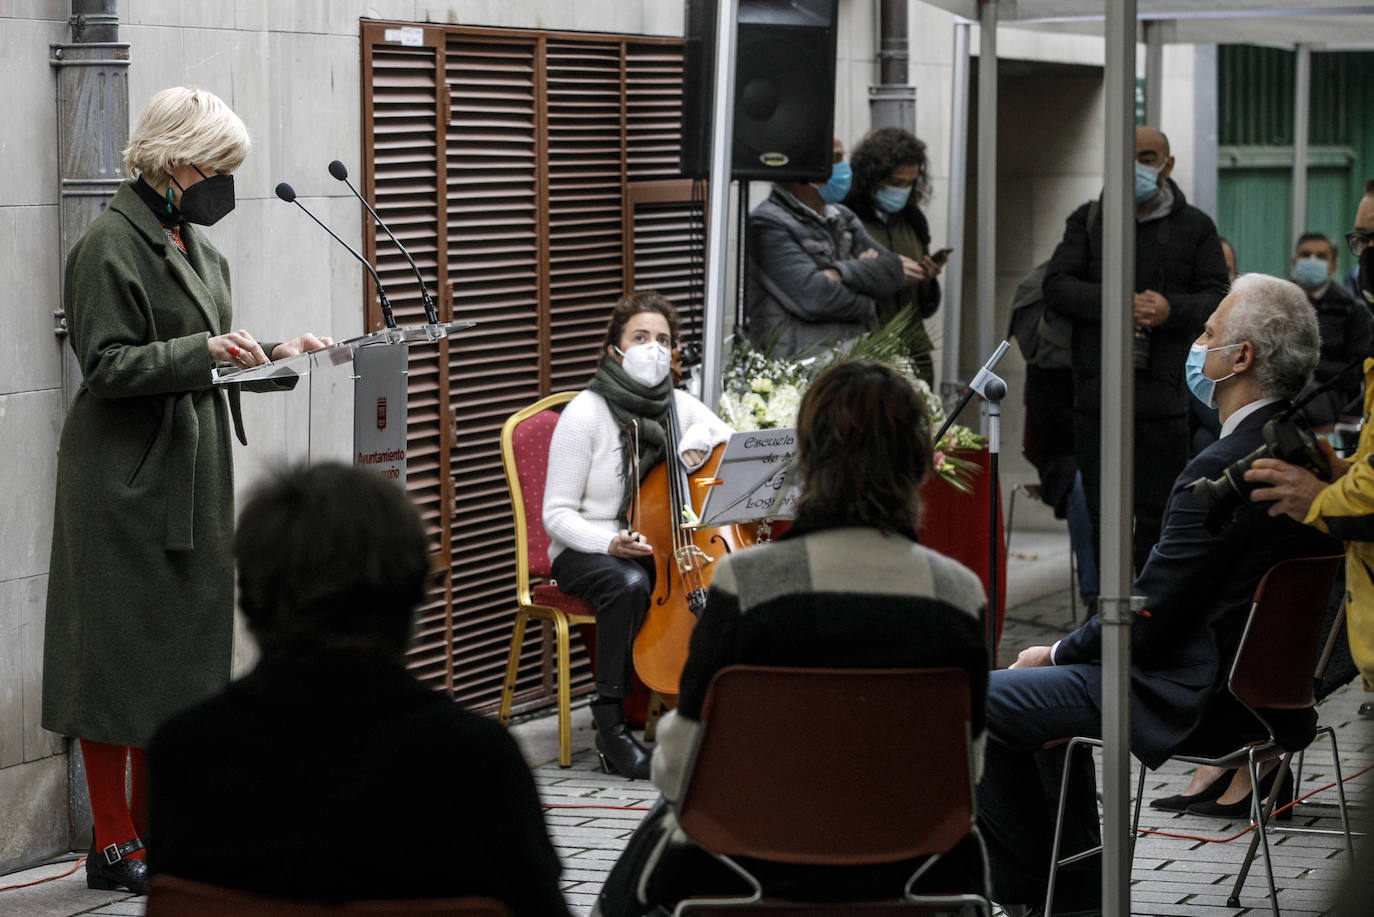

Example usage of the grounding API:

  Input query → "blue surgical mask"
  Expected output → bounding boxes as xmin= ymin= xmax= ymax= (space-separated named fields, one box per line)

xmin=817 ymin=160 xmax=852 ymax=204
xmin=1292 ymin=256 xmax=1330 ymax=291
xmin=874 ymin=184 xmax=912 ymax=214
xmin=1184 ymin=341 xmax=1241 ymax=409
xmin=1134 ymin=161 xmax=1161 ymax=204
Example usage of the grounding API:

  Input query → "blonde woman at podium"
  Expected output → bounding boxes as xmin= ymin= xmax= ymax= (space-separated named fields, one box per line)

xmin=543 ymin=291 xmax=732 ymax=780
xmin=41 ymin=86 xmax=330 ymax=895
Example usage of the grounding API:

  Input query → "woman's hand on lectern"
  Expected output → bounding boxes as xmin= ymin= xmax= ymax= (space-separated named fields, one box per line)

xmin=271 ymin=333 xmax=334 ymax=362
xmin=209 ymin=330 xmax=269 ymax=368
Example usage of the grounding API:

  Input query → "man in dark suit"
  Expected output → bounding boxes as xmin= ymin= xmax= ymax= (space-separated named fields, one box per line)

xmin=147 ymin=465 xmax=571 ymax=916
xmin=977 ymin=274 xmax=1339 ymax=916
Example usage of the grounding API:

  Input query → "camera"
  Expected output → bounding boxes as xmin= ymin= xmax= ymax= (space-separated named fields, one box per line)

xmin=1188 ymin=413 xmax=1331 ymax=533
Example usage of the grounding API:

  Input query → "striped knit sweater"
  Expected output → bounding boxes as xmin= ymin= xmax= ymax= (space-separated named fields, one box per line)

xmin=652 ymin=524 xmax=989 ymax=802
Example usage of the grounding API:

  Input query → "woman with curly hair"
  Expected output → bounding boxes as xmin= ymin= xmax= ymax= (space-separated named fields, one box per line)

xmin=843 ymin=127 xmax=945 ymax=385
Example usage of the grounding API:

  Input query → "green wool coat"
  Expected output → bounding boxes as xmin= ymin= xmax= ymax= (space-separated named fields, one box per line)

xmin=43 ymin=181 xmax=273 ymax=748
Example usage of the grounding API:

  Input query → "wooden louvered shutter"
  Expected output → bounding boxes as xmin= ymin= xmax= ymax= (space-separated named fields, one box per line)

xmin=364 ymin=25 xmax=701 ymax=714
xmin=362 ymin=27 xmax=455 ymax=693
xmin=442 ymin=34 xmax=551 ymax=706
xmin=544 ymin=39 xmax=629 ymax=392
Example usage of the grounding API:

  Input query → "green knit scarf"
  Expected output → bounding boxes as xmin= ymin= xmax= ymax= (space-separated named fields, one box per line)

xmin=586 ymin=355 xmax=673 ymax=518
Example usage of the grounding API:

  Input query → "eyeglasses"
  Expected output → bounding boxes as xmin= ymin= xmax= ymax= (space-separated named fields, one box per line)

xmin=1347 ymin=230 xmax=1374 ymax=257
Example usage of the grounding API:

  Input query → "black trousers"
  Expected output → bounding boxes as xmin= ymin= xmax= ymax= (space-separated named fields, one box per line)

xmin=551 ymin=548 xmax=654 ymax=699
xmin=1074 ymin=411 xmax=1188 ymax=577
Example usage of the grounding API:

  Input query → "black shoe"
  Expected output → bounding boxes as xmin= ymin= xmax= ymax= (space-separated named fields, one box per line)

xmin=591 ymin=698 xmax=651 ymax=780
xmin=1187 ymin=766 xmax=1293 ymax=822
xmin=86 ymin=839 xmax=148 ymax=894
xmin=1149 ymin=770 xmax=1230 ymax=812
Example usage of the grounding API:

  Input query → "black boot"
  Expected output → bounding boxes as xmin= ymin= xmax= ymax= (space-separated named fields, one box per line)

xmin=86 ymin=839 xmax=148 ymax=894
xmin=591 ymin=698 xmax=651 ymax=780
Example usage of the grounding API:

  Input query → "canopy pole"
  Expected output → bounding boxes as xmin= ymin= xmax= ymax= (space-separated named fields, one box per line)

xmin=943 ymin=19 xmax=971 ymax=392
xmin=699 ymin=0 xmax=740 ymax=413
xmin=976 ymin=1 xmax=998 ymax=433
xmin=1291 ymin=43 xmax=1311 ymax=251
xmin=1102 ymin=2 xmax=1137 ymax=915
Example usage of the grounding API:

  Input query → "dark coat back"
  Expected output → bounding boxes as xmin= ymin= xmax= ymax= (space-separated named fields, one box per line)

xmin=1042 ymin=180 xmax=1230 ymax=419
xmin=1300 ymin=281 xmax=1373 ymax=427
xmin=43 ymin=181 xmax=241 ymax=747
xmin=147 ymin=654 xmax=571 ymax=916
xmin=1054 ymin=402 xmax=1339 ymax=767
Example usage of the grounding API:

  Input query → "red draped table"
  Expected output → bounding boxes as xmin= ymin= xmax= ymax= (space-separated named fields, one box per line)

xmin=917 ymin=446 xmax=1006 ymax=651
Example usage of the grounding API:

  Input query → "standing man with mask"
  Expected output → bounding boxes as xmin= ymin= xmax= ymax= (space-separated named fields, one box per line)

xmin=1290 ymin=231 xmax=1372 ymax=429
xmin=745 ymin=137 xmax=909 ymax=358
xmin=1248 ymin=179 xmax=1374 ymax=696
xmin=1043 ymin=125 xmax=1230 ymax=575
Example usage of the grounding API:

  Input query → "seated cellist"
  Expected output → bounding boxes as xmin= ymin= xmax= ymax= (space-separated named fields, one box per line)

xmin=543 ymin=290 xmax=732 ymax=778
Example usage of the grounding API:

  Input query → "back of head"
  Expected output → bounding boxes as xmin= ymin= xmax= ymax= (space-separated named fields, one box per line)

xmin=123 ymin=86 xmax=251 ymax=180
xmin=234 ymin=464 xmax=430 ymax=659
xmin=1224 ymin=273 xmax=1320 ymax=401
xmin=795 ymin=361 xmax=932 ymax=532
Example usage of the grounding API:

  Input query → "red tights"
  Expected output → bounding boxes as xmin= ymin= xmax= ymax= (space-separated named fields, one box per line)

xmin=79 ymin=739 xmax=147 ymax=857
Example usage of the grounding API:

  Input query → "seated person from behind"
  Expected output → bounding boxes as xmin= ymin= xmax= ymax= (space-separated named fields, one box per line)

xmin=745 ymin=137 xmax=910 ymax=359
xmin=593 ymin=361 xmax=989 ymax=917
xmin=1289 ymin=231 xmax=1372 ymax=428
xmin=976 ymin=274 xmax=1340 ymax=916
xmin=147 ymin=464 xmax=570 ymax=917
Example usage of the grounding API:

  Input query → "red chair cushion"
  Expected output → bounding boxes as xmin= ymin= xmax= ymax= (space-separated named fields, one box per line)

xmin=510 ymin=409 xmax=564 ymax=579
xmin=532 ymin=584 xmax=595 ymax=618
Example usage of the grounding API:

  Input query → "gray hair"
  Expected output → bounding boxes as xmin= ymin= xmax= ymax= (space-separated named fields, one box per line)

xmin=123 ymin=87 xmax=250 ymax=181
xmin=1221 ymin=273 xmax=1320 ymax=400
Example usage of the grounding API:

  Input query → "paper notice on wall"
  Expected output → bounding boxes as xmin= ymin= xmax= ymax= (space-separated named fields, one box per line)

xmin=384 ymin=27 xmax=423 ymax=47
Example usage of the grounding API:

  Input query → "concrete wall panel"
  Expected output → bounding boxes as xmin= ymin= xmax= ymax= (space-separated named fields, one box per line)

xmin=0 ymin=753 xmax=67 ymax=872
xmin=0 ymin=18 xmax=66 ymax=207
xmin=0 ymin=389 xmax=63 ymax=582
xmin=0 ymin=205 xmax=64 ymax=396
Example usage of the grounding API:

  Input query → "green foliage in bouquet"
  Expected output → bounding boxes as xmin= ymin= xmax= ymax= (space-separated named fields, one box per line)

xmin=719 ymin=306 xmax=986 ymax=492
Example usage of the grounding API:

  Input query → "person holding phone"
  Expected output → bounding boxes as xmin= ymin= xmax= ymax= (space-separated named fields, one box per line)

xmin=843 ymin=127 xmax=947 ymax=385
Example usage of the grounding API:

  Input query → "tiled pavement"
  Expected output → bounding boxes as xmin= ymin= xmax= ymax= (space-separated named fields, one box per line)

xmin=4 ymin=533 xmax=1370 ymax=916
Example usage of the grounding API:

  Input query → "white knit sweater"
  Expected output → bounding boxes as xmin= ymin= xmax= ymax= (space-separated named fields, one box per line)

xmin=543 ymin=389 xmax=733 ymax=562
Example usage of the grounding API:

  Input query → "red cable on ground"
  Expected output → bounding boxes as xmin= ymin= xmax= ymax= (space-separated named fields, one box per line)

xmin=0 ymin=857 xmax=85 ymax=892
xmin=1135 ymin=764 xmax=1371 ymax=844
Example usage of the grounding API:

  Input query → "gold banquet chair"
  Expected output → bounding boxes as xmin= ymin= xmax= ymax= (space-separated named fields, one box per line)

xmin=497 ymin=391 xmax=597 ymax=767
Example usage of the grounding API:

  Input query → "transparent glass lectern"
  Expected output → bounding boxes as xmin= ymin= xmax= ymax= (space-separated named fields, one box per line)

xmin=211 ymin=321 xmax=474 ymax=484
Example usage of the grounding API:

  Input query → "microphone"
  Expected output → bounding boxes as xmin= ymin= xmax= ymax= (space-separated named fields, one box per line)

xmin=275 ymin=182 xmax=396 ymax=329
xmin=329 ymin=160 xmax=440 ymax=325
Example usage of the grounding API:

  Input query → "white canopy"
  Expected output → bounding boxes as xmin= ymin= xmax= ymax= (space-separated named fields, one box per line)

xmin=915 ymin=4 xmax=1374 ymax=915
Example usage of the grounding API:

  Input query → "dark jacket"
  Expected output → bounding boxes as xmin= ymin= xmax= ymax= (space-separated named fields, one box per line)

xmin=745 ymin=185 xmax=905 ymax=359
xmin=1053 ymin=402 xmax=1339 ymax=767
xmin=1299 ymin=281 xmax=1372 ymax=428
xmin=845 ymin=194 xmax=942 ymax=384
xmin=148 ymin=653 xmax=571 ymax=916
xmin=42 ymin=180 xmax=273 ymax=747
xmin=1042 ymin=180 xmax=1230 ymax=419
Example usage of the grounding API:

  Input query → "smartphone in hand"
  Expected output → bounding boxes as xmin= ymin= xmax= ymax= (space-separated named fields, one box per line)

xmin=931 ymin=247 xmax=954 ymax=266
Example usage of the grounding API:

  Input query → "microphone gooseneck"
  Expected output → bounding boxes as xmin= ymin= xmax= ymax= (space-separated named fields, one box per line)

xmin=329 ymin=159 xmax=440 ymax=325
xmin=276 ymin=181 xmax=396 ymax=329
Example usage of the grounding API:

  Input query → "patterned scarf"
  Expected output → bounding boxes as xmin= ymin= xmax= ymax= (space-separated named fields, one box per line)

xmin=586 ymin=354 xmax=673 ymax=518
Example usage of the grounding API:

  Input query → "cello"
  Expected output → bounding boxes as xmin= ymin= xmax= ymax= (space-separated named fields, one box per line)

xmin=627 ymin=397 xmax=759 ymax=697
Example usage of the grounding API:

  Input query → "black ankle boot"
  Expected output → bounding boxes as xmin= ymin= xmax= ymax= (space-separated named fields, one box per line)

xmin=86 ymin=839 xmax=148 ymax=894
xmin=591 ymin=698 xmax=651 ymax=780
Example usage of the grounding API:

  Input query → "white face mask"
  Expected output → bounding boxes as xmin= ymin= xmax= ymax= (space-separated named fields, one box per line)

xmin=617 ymin=341 xmax=671 ymax=387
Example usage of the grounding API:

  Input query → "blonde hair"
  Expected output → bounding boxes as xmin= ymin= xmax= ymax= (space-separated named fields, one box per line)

xmin=123 ymin=87 xmax=250 ymax=181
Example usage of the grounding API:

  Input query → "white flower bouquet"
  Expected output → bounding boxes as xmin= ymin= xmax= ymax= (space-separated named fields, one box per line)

xmin=719 ymin=306 xmax=986 ymax=492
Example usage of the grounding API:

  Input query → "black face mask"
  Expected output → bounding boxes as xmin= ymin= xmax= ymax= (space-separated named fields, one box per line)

xmin=172 ymin=167 xmax=235 ymax=226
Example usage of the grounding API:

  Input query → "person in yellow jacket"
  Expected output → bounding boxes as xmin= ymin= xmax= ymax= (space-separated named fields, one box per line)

xmin=1247 ymin=179 xmax=1374 ymax=693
